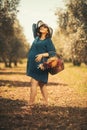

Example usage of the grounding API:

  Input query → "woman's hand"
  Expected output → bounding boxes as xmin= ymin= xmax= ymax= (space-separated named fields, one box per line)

xmin=35 ymin=54 xmax=43 ymax=62
xmin=37 ymin=64 xmax=45 ymax=70
xmin=35 ymin=53 xmax=49 ymax=62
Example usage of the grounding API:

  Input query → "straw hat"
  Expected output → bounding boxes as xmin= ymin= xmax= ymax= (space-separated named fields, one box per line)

xmin=36 ymin=20 xmax=53 ymax=38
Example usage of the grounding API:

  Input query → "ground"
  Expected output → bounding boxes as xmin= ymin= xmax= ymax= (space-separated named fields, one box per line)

xmin=0 ymin=62 xmax=87 ymax=130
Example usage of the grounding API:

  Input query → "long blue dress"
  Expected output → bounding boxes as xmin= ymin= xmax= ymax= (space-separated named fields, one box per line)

xmin=26 ymin=36 xmax=56 ymax=83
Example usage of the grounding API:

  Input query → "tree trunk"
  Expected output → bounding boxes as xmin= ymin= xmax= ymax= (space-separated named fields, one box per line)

xmin=8 ymin=60 xmax=12 ymax=68
xmin=2 ymin=57 xmax=8 ymax=67
xmin=14 ymin=60 xmax=17 ymax=67
xmin=73 ymin=60 xmax=81 ymax=66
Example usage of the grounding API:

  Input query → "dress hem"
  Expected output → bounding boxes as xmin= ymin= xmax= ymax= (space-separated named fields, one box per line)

xmin=26 ymin=74 xmax=47 ymax=84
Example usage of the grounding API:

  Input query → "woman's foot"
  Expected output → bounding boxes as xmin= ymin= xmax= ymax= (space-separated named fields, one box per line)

xmin=41 ymin=100 xmax=48 ymax=106
xmin=28 ymin=101 xmax=35 ymax=108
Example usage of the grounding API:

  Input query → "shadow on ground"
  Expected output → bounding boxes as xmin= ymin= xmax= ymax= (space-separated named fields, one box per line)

xmin=0 ymin=97 xmax=87 ymax=130
xmin=0 ymin=72 xmax=25 ymax=75
xmin=0 ymin=80 xmax=31 ymax=87
xmin=0 ymin=79 xmax=68 ymax=88
xmin=47 ymin=82 xmax=68 ymax=86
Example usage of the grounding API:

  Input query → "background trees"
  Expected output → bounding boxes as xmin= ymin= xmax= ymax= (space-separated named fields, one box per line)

xmin=0 ymin=0 xmax=29 ymax=67
xmin=53 ymin=0 xmax=87 ymax=66
xmin=0 ymin=0 xmax=87 ymax=67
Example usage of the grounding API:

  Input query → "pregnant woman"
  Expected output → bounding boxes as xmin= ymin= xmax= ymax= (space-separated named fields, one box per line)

xmin=26 ymin=20 xmax=56 ymax=106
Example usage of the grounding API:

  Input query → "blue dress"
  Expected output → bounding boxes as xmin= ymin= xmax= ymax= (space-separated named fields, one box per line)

xmin=26 ymin=36 xmax=56 ymax=83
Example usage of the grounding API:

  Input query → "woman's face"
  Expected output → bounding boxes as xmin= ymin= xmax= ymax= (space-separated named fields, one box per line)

xmin=39 ymin=25 xmax=49 ymax=35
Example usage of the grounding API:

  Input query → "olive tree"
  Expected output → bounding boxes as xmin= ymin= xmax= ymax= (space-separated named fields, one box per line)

xmin=54 ymin=0 xmax=87 ymax=65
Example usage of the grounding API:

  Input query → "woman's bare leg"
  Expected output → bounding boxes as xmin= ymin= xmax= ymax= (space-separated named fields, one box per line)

xmin=29 ymin=78 xmax=38 ymax=105
xmin=39 ymin=82 xmax=48 ymax=105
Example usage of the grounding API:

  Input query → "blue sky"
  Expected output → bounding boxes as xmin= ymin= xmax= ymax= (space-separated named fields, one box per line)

xmin=17 ymin=0 xmax=65 ymax=43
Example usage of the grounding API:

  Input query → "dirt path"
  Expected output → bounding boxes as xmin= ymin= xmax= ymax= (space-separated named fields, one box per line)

xmin=0 ymin=64 xmax=87 ymax=130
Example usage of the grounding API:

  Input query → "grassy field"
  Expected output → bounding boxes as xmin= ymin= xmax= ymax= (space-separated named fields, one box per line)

xmin=58 ymin=63 xmax=87 ymax=93
xmin=0 ymin=62 xmax=87 ymax=129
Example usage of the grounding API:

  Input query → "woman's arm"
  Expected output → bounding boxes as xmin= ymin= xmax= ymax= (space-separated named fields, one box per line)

xmin=42 ymin=53 xmax=49 ymax=57
xmin=32 ymin=23 xmax=37 ymax=39
xmin=35 ymin=53 xmax=49 ymax=62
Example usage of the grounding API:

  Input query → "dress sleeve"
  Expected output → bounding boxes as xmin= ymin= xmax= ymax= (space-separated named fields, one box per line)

xmin=46 ymin=38 xmax=56 ymax=57
xmin=32 ymin=23 xmax=37 ymax=39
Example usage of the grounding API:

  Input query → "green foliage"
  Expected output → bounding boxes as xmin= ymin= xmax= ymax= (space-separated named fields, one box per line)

xmin=0 ymin=0 xmax=29 ymax=67
xmin=54 ymin=0 xmax=87 ymax=66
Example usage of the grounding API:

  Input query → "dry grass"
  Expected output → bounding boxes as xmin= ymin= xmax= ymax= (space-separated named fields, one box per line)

xmin=0 ymin=62 xmax=87 ymax=129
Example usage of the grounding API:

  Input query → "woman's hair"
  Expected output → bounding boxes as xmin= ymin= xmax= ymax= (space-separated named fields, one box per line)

xmin=37 ymin=24 xmax=51 ymax=38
